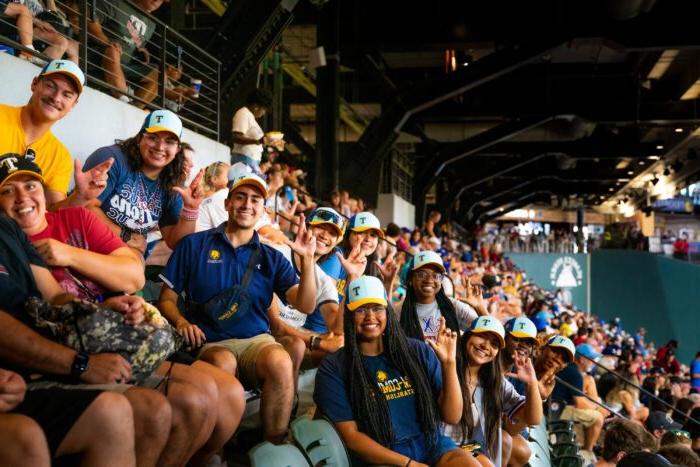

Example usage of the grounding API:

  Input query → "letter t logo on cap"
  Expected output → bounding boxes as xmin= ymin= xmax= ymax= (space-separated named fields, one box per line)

xmin=0 ymin=156 xmax=19 ymax=173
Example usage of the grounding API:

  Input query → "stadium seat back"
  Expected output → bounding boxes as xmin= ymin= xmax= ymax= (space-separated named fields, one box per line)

xmin=249 ymin=441 xmax=310 ymax=467
xmin=291 ymin=416 xmax=349 ymax=467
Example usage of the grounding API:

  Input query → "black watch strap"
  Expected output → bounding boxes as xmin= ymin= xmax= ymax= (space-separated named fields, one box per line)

xmin=71 ymin=351 xmax=90 ymax=379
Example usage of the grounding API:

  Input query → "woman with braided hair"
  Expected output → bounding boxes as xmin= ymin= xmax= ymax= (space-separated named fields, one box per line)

xmin=314 ymin=264 xmax=478 ymax=466
xmin=400 ymin=250 xmax=488 ymax=342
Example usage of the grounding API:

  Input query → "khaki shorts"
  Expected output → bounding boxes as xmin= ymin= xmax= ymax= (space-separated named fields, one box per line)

xmin=199 ymin=333 xmax=281 ymax=388
xmin=560 ymin=405 xmax=602 ymax=428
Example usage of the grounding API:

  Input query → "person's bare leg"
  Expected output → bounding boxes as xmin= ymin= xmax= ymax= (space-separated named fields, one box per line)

xmin=134 ymin=68 xmax=159 ymax=107
xmin=200 ymin=346 xmax=238 ymax=375
xmin=4 ymin=3 xmax=33 ymax=48
xmin=123 ymin=387 xmax=171 ymax=467
xmin=101 ymin=43 xmax=127 ymax=95
xmin=508 ymin=434 xmax=532 ymax=467
xmin=436 ymin=448 xmax=482 ymax=467
xmin=475 ymin=453 xmax=495 ymax=467
xmin=501 ymin=429 xmax=513 ymax=467
xmin=583 ymin=413 xmax=603 ymax=451
xmin=0 ymin=414 xmax=50 ymax=467
xmin=156 ymin=369 xmax=209 ymax=467
xmin=56 ymin=392 xmax=136 ymax=467
xmin=276 ymin=335 xmax=305 ymax=388
xmin=256 ymin=345 xmax=295 ymax=443
xmin=188 ymin=361 xmax=245 ymax=467
xmin=33 ymin=28 xmax=67 ymax=59
xmin=65 ymin=38 xmax=79 ymax=64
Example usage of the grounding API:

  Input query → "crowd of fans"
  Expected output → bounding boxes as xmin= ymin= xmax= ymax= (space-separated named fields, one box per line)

xmin=1 ymin=42 xmax=699 ymax=467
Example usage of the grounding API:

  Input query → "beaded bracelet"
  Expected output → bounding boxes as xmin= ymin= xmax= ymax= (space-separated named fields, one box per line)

xmin=180 ymin=206 xmax=200 ymax=221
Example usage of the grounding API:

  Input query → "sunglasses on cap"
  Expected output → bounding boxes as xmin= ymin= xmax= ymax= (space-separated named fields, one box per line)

xmin=309 ymin=209 xmax=346 ymax=230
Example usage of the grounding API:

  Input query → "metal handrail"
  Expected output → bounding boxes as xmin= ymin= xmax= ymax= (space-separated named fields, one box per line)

xmin=579 ymin=354 xmax=700 ymax=425
xmin=0 ymin=0 xmax=222 ymax=139
xmin=553 ymin=376 xmax=629 ymax=421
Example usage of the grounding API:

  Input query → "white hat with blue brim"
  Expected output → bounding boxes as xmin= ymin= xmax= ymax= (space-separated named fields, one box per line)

xmin=467 ymin=316 xmax=506 ymax=348
xmin=411 ymin=250 xmax=446 ymax=273
xmin=346 ymin=276 xmax=388 ymax=311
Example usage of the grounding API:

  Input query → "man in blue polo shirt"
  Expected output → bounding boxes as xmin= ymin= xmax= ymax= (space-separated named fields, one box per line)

xmin=158 ymin=167 xmax=317 ymax=443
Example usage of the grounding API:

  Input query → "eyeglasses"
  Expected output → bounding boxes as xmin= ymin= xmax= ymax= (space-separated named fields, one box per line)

xmin=143 ymin=133 xmax=180 ymax=149
xmin=414 ymin=270 xmax=444 ymax=282
xmin=354 ymin=304 xmax=387 ymax=316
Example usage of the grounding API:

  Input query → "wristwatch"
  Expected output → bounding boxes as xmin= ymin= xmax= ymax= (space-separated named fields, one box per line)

xmin=309 ymin=335 xmax=321 ymax=351
xmin=71 ymin=351 xmax=90 ymax=379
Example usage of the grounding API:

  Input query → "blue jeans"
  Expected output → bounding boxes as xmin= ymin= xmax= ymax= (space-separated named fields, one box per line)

xmin=230 ymin=153 xmax=262 ymax=176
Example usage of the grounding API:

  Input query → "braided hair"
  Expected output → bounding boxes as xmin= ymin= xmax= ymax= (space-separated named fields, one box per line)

xmin=343 ymin=301 xmax=442 ymax=455
xmin=400 ymin=268 xmax=461 ymax=340
xmin=455 ymin=330 xmax=504 ymax=454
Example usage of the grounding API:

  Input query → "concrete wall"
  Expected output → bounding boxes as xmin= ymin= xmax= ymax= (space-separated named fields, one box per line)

xmin=0 ymin=53 xmax=229 ymax=187
xmin=375 ymin=193 xmax=416 ymax=228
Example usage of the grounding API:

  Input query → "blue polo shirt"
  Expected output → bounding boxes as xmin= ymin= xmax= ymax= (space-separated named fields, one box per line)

xmin=160 ymin=224 xmax=298 ymax=340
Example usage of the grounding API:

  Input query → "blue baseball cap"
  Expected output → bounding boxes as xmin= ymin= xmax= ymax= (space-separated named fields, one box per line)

xmin=576 ymin=343 xmax=602 ymax=360
xmin=348 ymin=212 xmax=384 ymax=238
xmin=411 ymin=250 xmax=446 ymax=273
xmin=39 ymin=59 xmax=85 ymax=94
xmin=141 ymin=109 xmax=183 ymax=142
xmin=346 ymin=276 xmax=388 ymax=311
xmin=504 ymin=317 xmax=538 ymax=340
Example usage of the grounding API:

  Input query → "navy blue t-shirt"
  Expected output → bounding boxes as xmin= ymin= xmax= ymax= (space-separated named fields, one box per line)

xmin=314 ymin=338 xmax=442 ymax=444
xmin=84 ymin=144 xmax=182 ymax=236
xmin=551 ymin=362 xmax=583 ymax=406
xmin=0 ymin=215 xmax=46 ymax=321
xmin=161 ymin=225 xmax=298 ymax=340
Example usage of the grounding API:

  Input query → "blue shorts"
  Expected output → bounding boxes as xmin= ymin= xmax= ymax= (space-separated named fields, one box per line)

xmin=392 ymin=434 xmax=458 ymax=466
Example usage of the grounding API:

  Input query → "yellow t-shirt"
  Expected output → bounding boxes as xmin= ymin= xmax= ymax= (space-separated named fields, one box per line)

xmin=0 ymin=104 xmax=72 ymax=194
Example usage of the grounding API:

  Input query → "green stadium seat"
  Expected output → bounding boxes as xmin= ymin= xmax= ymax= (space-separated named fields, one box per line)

xmin=291 ymin=416 xmax=349 ymax=467
xmin=248 ymin=441 xmax=310 ymax=467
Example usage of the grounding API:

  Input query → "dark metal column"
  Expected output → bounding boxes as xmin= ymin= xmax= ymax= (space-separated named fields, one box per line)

xmin=314 ymin=0 xmax=340 ymax=195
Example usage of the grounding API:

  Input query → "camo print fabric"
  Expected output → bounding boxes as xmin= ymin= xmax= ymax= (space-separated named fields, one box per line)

xmin=25 ymin=297 xmax=182 ymax=384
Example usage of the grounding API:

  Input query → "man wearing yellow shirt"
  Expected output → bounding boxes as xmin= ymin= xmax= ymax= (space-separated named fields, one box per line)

xmin=0 ymin=60 xmax=112 ymax=208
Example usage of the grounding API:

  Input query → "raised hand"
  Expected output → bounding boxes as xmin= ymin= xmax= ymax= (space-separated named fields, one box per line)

xmin=103 ymin=295 xmax=145 ymax=325
xmin=172 ymin=168 xmax=205 ymax=210
xmin=375 ymin=249 xmax=399 ymax=282
xmin=427 ymin=317 xmax=458 ymax=364
xmin=506 ymin=351 xmax=538 ymax=386
xmin=461 ymin=277 xmax=488 ymax=313
xmin=336 ymin=243 xmax=367 ymax=281
xmin=286 ymin=213 xmax=316 ymax=259
xmin=74 ymin=157 xmax=113 ymax=203
xmin=537 ymin=365 xmax=559 ymax=399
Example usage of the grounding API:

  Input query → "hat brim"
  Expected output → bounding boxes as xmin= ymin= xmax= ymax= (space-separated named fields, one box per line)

xmin=346 ymin=297 xmax=387 ymax=311
xmin=0 ymin=169 xmax=44 ymax=188
xmin=41 ymin=70 xmax=83 ymax=94
xmin=412 ymin=262 xmax=446 ymax=273
xmin=508 ymin=330 xmax=538 ymax=340
xmin=351 ymin=226 xmax=385 ymax=238
xmin=144 ymin=126 xmax=181 ymax=142
xmin=308 ymin=219 xmax=344 ymax=237
xmin=471 ymin=329 xmax=506 ymax=348
xmin=229 ymin=179 xmax=268 ymax=196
